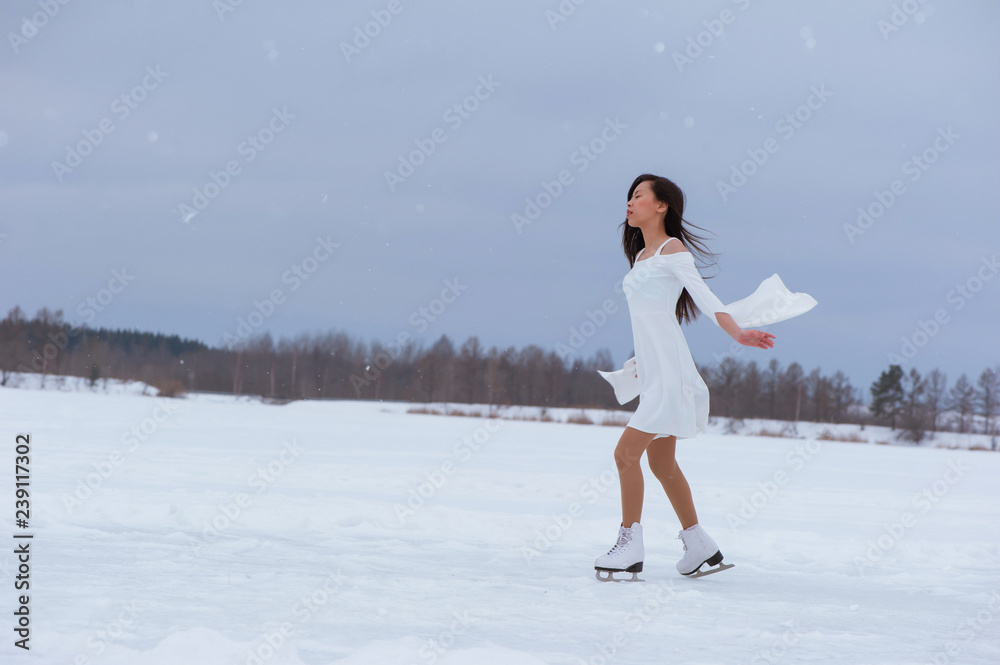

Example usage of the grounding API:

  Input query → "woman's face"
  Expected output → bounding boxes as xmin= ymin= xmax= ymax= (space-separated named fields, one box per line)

xmin=626 ymin=181 xmax=666 ymax=228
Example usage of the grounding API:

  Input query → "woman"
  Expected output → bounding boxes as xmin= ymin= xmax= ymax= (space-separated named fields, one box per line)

xmin=594 ymin=174 xmax=817 ymax=581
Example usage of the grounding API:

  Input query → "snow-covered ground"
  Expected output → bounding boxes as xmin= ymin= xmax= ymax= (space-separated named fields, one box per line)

xmin=1 ymin=376 xmax=998 ymax=664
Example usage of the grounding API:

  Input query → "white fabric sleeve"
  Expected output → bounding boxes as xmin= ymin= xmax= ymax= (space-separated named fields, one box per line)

xmin=670 ymin=254 xmax=728 ymax=327
xmin=721 ymin=274 xmax=819 ymax=328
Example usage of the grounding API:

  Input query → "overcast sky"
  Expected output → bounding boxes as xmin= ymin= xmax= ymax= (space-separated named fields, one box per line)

xmin=2 ymin=0 xmax=997 ymax=395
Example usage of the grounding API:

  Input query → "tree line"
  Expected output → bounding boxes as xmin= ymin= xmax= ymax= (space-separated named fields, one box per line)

xmin=869 ymin=364 xmax=999 ymax=443
xmin=1 ymin=306 xmax=996 ymax=444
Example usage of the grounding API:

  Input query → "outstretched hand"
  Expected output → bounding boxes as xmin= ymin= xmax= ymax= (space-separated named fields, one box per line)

xmin=736 ymin=329 xmax=775 ymax=349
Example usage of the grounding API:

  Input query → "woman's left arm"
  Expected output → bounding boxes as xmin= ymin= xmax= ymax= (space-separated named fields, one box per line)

xmin=716 ymin=312 xmax=775 ymax=349
xmin=672 ymin=255 xmax=775 ymax=348
xmin=669 ymin=254 xmax=730 ymax=329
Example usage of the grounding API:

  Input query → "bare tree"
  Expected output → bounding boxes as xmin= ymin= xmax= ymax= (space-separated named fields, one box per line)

xmin=806 ymin=367 xmax=833 ymax=423
xmin=455 ymin=336 xmax=484 ymax=404
xmin=923 ymin=369 xmax=947 ymax=434
xmin=709 ymin=356 xmax=743 ymax=418
xmin=762 ymin=358 xmax=781 ymax=420
xmin=829 ymin=370 xmax=855 ymax=424
xmin=975 ymin=366 xmax=1000 ymax=445
xmin=515 ymin=345 xmax=547 ymax=407
xmin=418 ymin=335 xmax=455 ymax=403
xmin=946 ymin=374 xmax=975 ymax=434
xmin=780 ymin=362 xmax=804 ymax=423
xmin=741 ymin=360 xmax=762 ymax=419
xmin=14 ymin=303 xmax=994 ymax=435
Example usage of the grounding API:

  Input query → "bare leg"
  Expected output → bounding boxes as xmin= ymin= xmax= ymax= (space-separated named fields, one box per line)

xmin=646 ymin=436 xmax=698 ymax=530
xmin=614 ymin=427 xmax=657 ymax=526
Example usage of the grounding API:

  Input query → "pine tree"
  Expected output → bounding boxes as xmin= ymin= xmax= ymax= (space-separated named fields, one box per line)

xmin=870 ymin=364 xmax=904 ymax=429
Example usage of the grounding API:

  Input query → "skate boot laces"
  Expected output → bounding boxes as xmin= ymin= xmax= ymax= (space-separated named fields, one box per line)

xmin=605 ymin=529 xmax=631 ymax=556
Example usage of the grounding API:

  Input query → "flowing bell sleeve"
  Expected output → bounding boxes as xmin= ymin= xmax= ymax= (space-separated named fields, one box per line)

xmin=670 ymin=253 xmax=819 ymax=329
xmin=597 ymin=356 xmax=638 ymax=405
xmin=596 ymin=254 xmax=818 ymax=405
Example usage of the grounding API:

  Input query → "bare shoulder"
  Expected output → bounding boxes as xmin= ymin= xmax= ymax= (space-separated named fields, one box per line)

xmin=659 ymin=237 xmax=689 ymax=255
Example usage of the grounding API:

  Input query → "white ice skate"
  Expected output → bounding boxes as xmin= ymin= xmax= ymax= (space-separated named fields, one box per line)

xmin=676 ymin=524 xmax=734 ymax=577
xmin=594 ymin=522 xmax=644 ymax=582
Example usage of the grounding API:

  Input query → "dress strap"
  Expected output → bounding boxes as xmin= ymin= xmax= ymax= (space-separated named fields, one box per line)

xmin=636 ymin=238 xmax=677 ymax=262
xmin=654 ymin=237 xmax=677 ymax=256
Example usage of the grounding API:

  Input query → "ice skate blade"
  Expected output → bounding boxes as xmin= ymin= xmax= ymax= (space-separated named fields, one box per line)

xmin=595 ymin=569 xmax=644 ymax=582
xmin=595 ymin=562 xmax=644 ymax=583
xmin=683 ymin=562 xmax=735 ymax=578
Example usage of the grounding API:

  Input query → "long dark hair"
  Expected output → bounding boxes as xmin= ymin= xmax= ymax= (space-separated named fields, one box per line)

xmin=619 ymin=173 xmax=720 ymax=325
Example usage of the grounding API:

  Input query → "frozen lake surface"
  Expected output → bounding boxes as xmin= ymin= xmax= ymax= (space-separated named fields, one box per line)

xmin=1 ymin=378 xmax=998 ymax=664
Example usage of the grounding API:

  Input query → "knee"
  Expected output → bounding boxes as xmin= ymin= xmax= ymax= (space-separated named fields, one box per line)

xmin=648 ymin=457 xmax=676 ymax=481
xmin=613 ymin=443 xmax=638 ymax=472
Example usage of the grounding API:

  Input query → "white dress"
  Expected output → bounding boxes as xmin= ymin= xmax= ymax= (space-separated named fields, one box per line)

xmin=597 ymin=237 xmax=818 ymax=440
